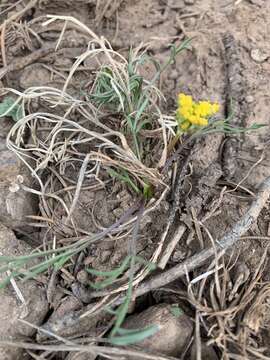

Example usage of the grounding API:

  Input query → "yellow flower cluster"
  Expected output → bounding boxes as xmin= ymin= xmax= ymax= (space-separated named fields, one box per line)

xmin=176 ymin=93 xmax=220 ymax=131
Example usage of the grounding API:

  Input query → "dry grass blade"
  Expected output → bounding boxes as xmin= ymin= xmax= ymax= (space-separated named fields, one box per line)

xmin=187 ymin=246 xmax=270 ymax=359
xmin=0 ymin=340 xmax=181 ymax=360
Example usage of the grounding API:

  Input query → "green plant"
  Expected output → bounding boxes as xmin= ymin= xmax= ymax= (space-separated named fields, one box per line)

xmin=89 ymin=40 xmax=191 ymax=160
xmin=169 ymin=93 xmax=266 ymax=152
xmin=87 ymin=255 xmax=157 ymax=345
xmin=107 ymin=168 xmax=141 ymax=195
xmin=0 ymin=97 xmax=23 ymax=121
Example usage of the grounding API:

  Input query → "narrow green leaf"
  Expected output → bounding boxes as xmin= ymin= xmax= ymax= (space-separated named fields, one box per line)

xmin=110 ymin=281 xmax=133 ymax=337
xmin=54 ymin=255 xmax=70 ymax=270
xmin=135 ymin=118 xmax=151 ymax=134
xmin=135 ymin=97 xmax=149 ymax=126
xmin=107 ymin=168 xmax=141 ymax=194
xmin=109 ymin=325 xmax=159 ymax=346
xmin=87 ymin=256 xmax=131 ymax=277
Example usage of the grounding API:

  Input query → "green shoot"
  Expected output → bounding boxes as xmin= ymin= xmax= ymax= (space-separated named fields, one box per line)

xmin=107 ymin=167 xmax=154 ymax=200
xmin=86 ymin=253 xmax=157 ymax=345
xmin=107 ymin=168 xmax=141 ymax=195
xmin=87 ymin=255 xmax=156 ymax=290
xmin=109 ymin=324 xmax=159 ymax=346
xmin=90 ymin=40 xmax=191 ymax=160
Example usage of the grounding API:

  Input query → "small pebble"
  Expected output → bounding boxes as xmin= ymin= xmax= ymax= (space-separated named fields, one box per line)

xmin=250 ymin=48 xmax=269 ymax=63
xmin=246 ymin=95 xmax=254 ymax=103
xmin=184 ymin=0 xmax=195 ymax=4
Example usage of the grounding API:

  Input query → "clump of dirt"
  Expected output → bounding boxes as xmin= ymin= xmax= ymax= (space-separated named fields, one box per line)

xmin=0 ymin=224 xmax=48 ymax=360
xmin=122 ymin=303 xmax=193 ymax=358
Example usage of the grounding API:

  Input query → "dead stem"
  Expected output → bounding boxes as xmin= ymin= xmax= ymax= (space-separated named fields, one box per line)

xmin=113 ymin=175 xmax=270 ymax=303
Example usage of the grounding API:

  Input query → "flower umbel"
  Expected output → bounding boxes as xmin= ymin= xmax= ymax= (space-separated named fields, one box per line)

xmin=176 ymin=93 xmax=220 ymax=131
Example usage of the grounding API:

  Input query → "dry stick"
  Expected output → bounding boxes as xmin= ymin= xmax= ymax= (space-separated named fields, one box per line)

xmin=0 ymin=341 xmax=180 ymax=360
xmin=158 ymin=224 xmax=187 ymax=269
xmin=0 ymin=0 xmax=25 ymax=16
xmin=114 ymin=175 xmax=270 ymax=305
xmin=0 ymin=0 xmax=37 ymax=32
xmin=157 ymin=156 xmax=190 ymax=269
xmin=0 ymin=46 xmax=55 ymax=80
xmin=65 ymin=153 xmax=90 ymax=225
xmin=222 ymin=33 xmax=245 ymax=178
xmin=0 ymin=21 xmax=7 ymax=68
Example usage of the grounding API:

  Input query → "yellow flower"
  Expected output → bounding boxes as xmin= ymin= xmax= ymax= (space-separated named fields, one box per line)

xmin=188 ymin=115 xmax=199 ymax=125
xmin=194 ymin=101 xmax=213 ymax=117
xmin=178 ymin=107 xmax=192 ymax=119
xmin=176 ymin=93 xmax=220 ymax=132
xmin=197 ymin=117 xmax=208 ymax=126
xmin=178 ymin=93 xmax=193 ymax=108
xmin=188 ymin=115 xmax=208 ymax=126
xmin=211 ymin=103 xmax=220 ymax=114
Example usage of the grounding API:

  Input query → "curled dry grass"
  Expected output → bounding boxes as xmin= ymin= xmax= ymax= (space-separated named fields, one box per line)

xmin=188 ymin=249 xmax=270 ymax=359
xmin=0 ymin=15 xmax=181 ymax=345
xmin=3 ymin=16 xmax=172 ymax=241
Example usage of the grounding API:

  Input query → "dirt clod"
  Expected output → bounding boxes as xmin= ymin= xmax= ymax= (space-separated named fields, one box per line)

xmin=0 ymin=151 xmax=38 ymax=229
xmin=0 ymin=225 xmax=48 ymax=360
xmin=19 ymin=63 xmax=51 ymax=89
xmin=250 ymin=48 xmax=269 ymax=63
xmin=122 ymin=304 xmax=193 ymax=358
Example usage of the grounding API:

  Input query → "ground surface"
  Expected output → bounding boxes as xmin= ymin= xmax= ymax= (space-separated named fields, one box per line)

xmin=0 ymin=0 xmax=270 ymax=359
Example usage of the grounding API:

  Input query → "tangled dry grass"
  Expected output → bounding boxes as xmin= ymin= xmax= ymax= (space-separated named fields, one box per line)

xmin=188 ymin=249 xmax=270 ymax=359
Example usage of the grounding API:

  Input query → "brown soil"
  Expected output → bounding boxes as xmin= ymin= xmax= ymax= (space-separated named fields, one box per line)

xmin=1 ymin=0 xmax=270 ymax=359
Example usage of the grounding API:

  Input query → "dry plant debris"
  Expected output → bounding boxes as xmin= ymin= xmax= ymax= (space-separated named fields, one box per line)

xmin=188 ymin=251 xmax=270 ymax=359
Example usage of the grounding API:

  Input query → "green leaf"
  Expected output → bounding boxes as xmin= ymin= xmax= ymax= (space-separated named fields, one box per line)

xmin=107 ymin=168 xmax=141 ymax=194
xmin=134 ymin=256 xmax=156 ymax=271
xmin=87 ymin=256 xmax=131 ymax=278
xmin=135 ymin=118 xmax=151 ymax=134
xmin=109 ymin=325 xmax=159 ymax=346
xmin=87 ymin=256 xmax=132 ymax=289
xmin=110 ymin=278 xmax=133 ymax=337
xmin=143 ymin=183 xmax=154 ymax=200
xmin=134 ymin=97 xmax=149 ymax=126
xmin=170 ymin=305 xmax=183 ymax=317
xmin=54 ymin=255 xmax=70 ymax=270
xmin=0 ymin=97 xmax=23 ymax=121
xmin=174 ymin=37 xmax=193 ymax=55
